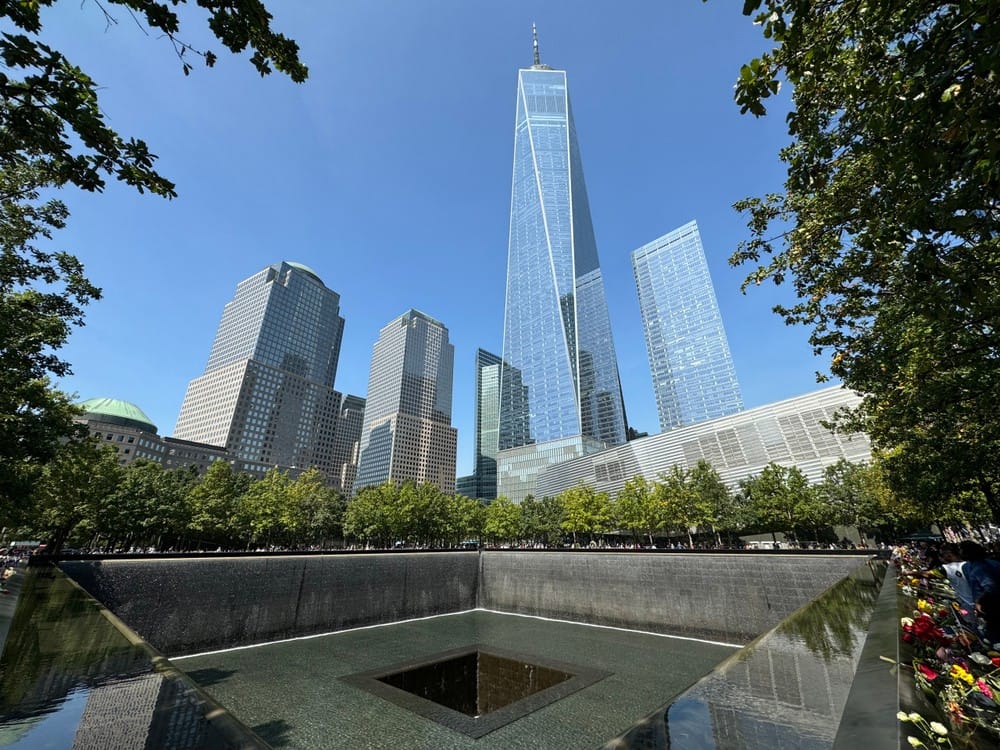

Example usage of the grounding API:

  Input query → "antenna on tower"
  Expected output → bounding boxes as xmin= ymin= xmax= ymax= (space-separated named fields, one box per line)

xmin=532 ymin=23 xmax=541 ymax=66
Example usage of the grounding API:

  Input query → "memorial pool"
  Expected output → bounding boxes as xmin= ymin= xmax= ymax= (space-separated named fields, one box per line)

xmin=176 ymin=611 xmax=736 ymax=749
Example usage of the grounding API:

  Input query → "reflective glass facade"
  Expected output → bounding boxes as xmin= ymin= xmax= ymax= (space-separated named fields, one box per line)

xmin=499 ymin=65 xmax=627 ymax=457
xmin=632 ymin=221 xmax=742 ymax=431
xmin=174 ymin=262 xmax=344 ymax=477
xmin=355 ymin=310 xmax=457 ymax=493
xmin=472 ymin=349 xmax=502 ymax=500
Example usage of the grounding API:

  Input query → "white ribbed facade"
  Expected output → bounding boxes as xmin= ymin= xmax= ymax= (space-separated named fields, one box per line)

xmin=535 ymin=387 xmax=871 ymax=498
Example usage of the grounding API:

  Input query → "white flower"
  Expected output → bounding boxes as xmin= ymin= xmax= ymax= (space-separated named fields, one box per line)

xmin=907 ymin=736 xmax=924 ymax=747
xmin=929 ymin=722 xmax=948 ymax=736
xmin=901 ymin=617 xmax=914 ymax=627
xmin=970 ymin=652 xmax=991 ymax=665
xmin=897 ymin=711 xmax=910 ymax=721
xmin=909 ymin=713 xmax=922 ymax=722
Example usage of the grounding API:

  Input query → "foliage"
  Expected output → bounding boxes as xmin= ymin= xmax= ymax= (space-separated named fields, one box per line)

xmin=343 ymin=481 xmax=484 ymax=548
xmin=614 ymin=475 xmax=664 ymax=545
xmin=186 ymin=460 xmax=251 ymax=547
xmin=97 ymin=459 xmax=193 ymax=549
xmin=725 ymin=0 xmax=1000 ymax=518
xmin=0 ymin=162 xmax=98 ymax=514
xmin=1 ymin=0 xmax=307 ymax=199
xmin=483 ymin=496 xmax=521 ymax=544
xmin=519 ymin=495 xmax=564 ymax=546
xmin=739 ymin=462 xmax=819 ymax=542
xmin=559 ymin=484 xmax=612 ymax=544
xmin=689 ymin=459 xmax=738 ymax=532
xmin=289 ymin=468 xmax=347 ymax=546
xmin=30 ymin=438 xmax=122 ymax=552
xmin=0 ymin=1 xmax=305 ymax=519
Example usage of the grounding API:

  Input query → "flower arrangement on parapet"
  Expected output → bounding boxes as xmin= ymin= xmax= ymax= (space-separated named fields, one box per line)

xmin=896 ymin=549 xmax=1000 ymax=746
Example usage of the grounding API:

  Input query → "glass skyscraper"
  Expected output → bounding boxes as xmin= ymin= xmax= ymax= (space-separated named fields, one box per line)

xmin=631 ymin=220 xmax=743 ymax=431
xmin=473 ymin=348 xmax=502 ymax=500
xmin=174 ymin=261 xmax=345 ymax=477
xmin=496 ymin=34 xmax=627 ymax=501
xmin=354 ymin=310 xmax=457 ymax=494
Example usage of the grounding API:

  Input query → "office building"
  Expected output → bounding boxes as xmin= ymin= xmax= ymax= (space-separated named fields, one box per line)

xmin=632 ymin=221 xmax=743 ymax=431
xmin=174 ymin=261 xmax=344 ymax=477
xmin=76 ymin=397 xmax=275 ymax=476
xmin=355 ymin=310 xmax=457 ymax=493
xmin=535 ymin=387 xmax=871 ymax=498
xmin=471 ymin=349 xmax=502 ymax=500
xmin=496 ymin=31 xmax=627 ymax=501
xmin=330 ymin=394 xmax=366 ymax=496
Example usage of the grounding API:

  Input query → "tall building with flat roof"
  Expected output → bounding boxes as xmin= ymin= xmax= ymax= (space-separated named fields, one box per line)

xmin=496 ymin=30 xmax=627 ymax=501
xmin=472 ymin=349 xmax=502 ymax=500
xmin=330 ymin=394 xmax=365 ymax=496
xmin=632 ymin=221 xmax=743 ymax=431
xmin=355 ymin=310 xmax=457 ymax=493
xmin=174 ymin=261 xmax=344 ymax=476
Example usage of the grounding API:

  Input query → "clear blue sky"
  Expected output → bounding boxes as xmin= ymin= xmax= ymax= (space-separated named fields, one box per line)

xmin=46 ymin=1 xmax=827 ymax=477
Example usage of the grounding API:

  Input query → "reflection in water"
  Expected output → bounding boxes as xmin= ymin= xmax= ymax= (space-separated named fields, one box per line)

xmin=607 ymin=561 xmax=885 ymax=750
xmin=0 ymin=567 xmax=265 ymax=749
xmin=0 ymin=686 xmax=88 ymax=749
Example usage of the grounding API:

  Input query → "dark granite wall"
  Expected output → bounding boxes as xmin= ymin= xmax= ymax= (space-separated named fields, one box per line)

xmin=61 ymin=553 xmax=480 ymax=656
xmin=478 ymin=552 xmax=869 ymax=643
xmin=60 ymin=551 xmax=869 ymax=655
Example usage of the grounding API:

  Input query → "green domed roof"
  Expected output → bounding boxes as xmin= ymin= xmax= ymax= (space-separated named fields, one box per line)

xmin=285 ymin=261 xmax=323 ymax=285
xmin=78 ymin=398 xmax=158 ymax=434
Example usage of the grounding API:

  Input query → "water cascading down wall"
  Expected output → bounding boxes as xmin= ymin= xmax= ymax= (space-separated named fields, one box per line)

xmin=59 ymin=551 xmax=869 ymax=656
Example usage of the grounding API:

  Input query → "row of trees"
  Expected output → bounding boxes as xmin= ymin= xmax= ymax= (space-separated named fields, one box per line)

xmin=1 ymin=2 xmax=308 ymax=523
xmin=24 ymin=442 xmax=345 ymax=552
xmin=14 ymin=432 xmax=994 ymax=554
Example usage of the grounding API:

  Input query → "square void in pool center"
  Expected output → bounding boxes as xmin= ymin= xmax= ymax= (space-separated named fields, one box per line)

xmin=177 ymin=611 xmax=737 ymax=749
xmin=342 ymin=644 xmax=610 ymax=739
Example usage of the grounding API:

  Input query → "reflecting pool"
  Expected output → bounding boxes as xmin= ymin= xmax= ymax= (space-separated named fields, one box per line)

xmin=178 ymin=610 xmax=736 ymax=749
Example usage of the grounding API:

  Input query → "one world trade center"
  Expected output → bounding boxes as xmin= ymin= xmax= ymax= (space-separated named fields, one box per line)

xmin=497 ymin=30 xmax=627 ymax=501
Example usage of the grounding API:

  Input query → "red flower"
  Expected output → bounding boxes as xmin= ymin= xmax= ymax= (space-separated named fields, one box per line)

xmin=912 ymin=614 xmax=946 ymax=643
xmin=917 ymin=663 xmax=939 ymax=681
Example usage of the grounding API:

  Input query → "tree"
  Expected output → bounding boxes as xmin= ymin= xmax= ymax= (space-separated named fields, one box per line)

xmin=30 ymin=439 xmax=122 ymax=552
xmin=442 ymin=494 xmax=485 ymax=547
xmin=724 ymin=1 xmax=1000 ymax=518
xmin=0 ymin=163 xmax=98 ymax=516
xmin=614 ymin=475 xmax=664 ymax=546
xmin=288 ymin=468 xmax=346 ymax=547
xmin=186 ymin=460 xmax=251 ymax=548
xmin=519 ymin=495 xmax=564 ymax=547
xmin=99 ymin=460 xmax=192 ymax=550
xmin=688 ymin=460 xmax=737 ymax=545
xmin=559 ymin=485 xmax=612 ymax=545
xmin=740 ymin=462 xmax=815 ymax=544
xmin=344 ymin=482 xmax=399 ymax=547
xmin=656 ymin=466 xmax=709 ymax=548
xmin=238 ymin=468 xmax=292 ymax=548
xmin=2 ymin=1 xmax=307 ymax=199
xmin=1 ymin=2 xmax=305 ymax=515
xmin=483 ymin=496 xmax=522 ymax=545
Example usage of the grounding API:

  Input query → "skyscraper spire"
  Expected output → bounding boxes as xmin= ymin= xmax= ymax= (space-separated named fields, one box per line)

xmin=532 ymin=23 xmax=540 ymax=66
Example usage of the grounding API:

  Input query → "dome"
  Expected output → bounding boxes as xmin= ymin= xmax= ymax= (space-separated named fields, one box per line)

xmin=285 ymin=261 xmax=323 ymax=285
xmin=78 ymin=398 xmax=158 ymax=434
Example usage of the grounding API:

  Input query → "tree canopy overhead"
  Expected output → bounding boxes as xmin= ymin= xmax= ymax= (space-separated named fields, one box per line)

xmin=0 ymin=1 xmax=306 ymax=513
xmin=727 ymin=1 xmax=1000 ymax=515
xmin=1 ymin=0 xmax=308 ymax=198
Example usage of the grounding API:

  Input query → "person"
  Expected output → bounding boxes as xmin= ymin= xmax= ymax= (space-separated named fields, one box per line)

xmin=936 ymin=543 xmax=976 ymax=622
xmin=959 ymin=541 xmax=1000 ymax=604
xmin=975 ymin=590 xmax=1000 ymax=647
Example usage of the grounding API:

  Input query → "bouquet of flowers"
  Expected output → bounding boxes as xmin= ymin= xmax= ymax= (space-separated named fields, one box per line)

xmin=897 ymin=548 xmax=1000 ymax=743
